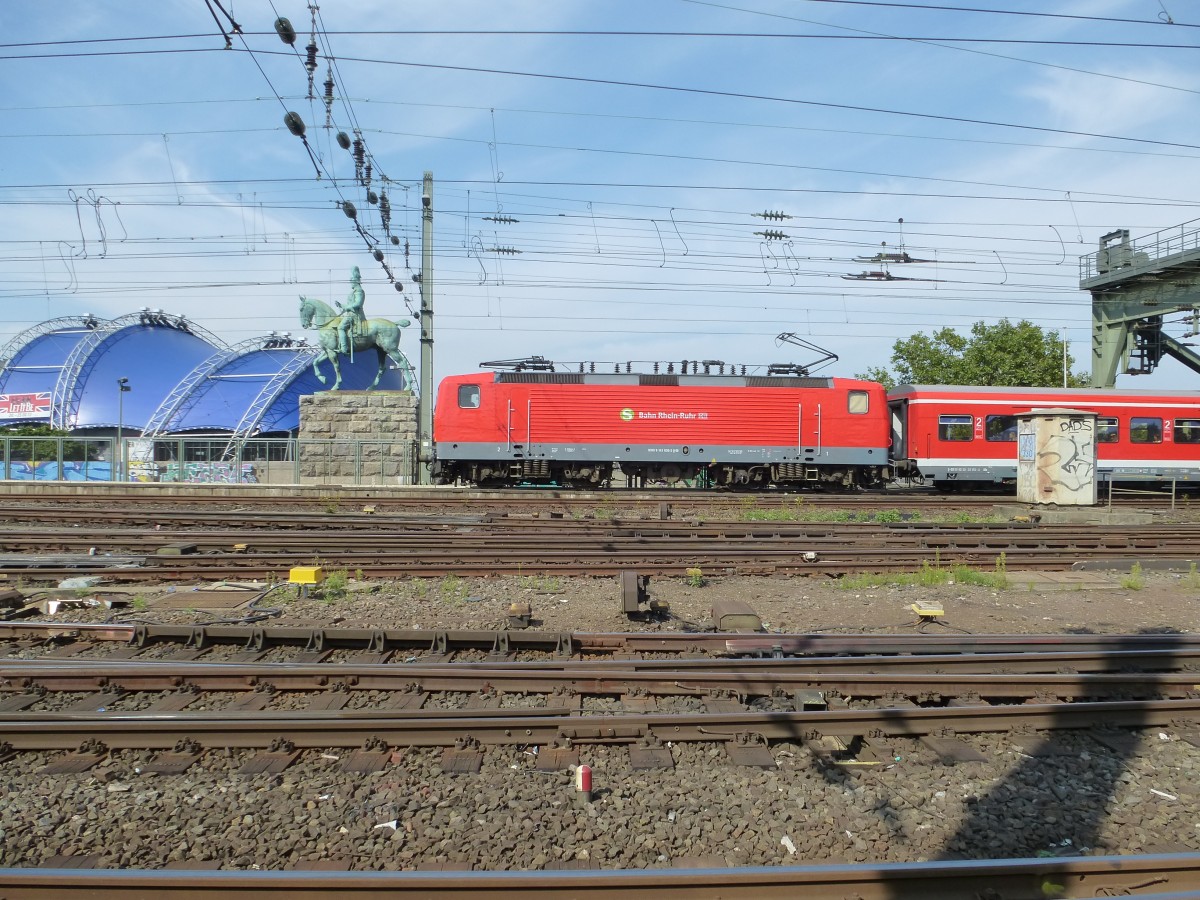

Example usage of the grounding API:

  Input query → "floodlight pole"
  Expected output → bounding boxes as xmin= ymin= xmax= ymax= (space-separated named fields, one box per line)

xmin=417 ymin=171 xmax=434 ymax=485
xmin=116 ymin=377 xmax=130 ymax=482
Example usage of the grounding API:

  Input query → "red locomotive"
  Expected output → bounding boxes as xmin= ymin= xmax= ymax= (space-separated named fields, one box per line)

xmin=433 ymin=361 xmax=891 ymax=489
xmin=889 ymin=384 xmax=1200 ymax=490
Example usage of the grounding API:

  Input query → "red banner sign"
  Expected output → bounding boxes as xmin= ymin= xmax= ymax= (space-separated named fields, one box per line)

xmin=0 ymin=392 xmax=52 ymax=418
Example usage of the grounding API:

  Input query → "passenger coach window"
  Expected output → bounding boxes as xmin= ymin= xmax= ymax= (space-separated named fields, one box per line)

xmin=847 ymin=390 xmax=869 ymax=414
xmin=1097 ymin=417 xmax=1119 ymax=443
xmin=938 ymin=414 xmax=973 ymax=442
xmin=1130 ymin=417 xmax=1163 ymax=444
xmin=458 ymin=384 xmax=481 ymax=409
xmin=985 ymin=415 xmax=1017 ymax=442
xmin=1175 ymin=419 xmax=1200 ymax=444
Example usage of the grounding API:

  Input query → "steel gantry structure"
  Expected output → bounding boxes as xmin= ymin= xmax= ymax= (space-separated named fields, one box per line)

xmin=1080 ymin=223 xmax=1200 ymax=388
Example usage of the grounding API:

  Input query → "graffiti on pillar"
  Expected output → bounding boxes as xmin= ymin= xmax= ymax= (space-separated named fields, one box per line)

xmin=1038 ymin=417 xmax=1095 ymax=496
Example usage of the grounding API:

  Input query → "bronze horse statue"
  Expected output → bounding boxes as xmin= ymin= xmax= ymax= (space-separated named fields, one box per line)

xmin=299 ymin=296 xmax=414 ymax=390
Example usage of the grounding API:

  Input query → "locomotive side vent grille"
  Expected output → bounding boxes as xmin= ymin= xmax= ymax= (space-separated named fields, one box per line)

xmin=746 ymin=377 xmax=834 ymax=389
xmin=639 ymin=375 xmax=679 ymax=386
xmin=495 ymin=373 xmax=585 ymax=384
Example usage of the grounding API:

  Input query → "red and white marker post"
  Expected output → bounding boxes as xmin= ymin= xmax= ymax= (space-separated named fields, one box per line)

xmin=574 ymin=764 xmax=593 ymax=804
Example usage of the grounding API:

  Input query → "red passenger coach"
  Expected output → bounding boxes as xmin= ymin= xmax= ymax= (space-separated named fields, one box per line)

xmin=433 ymin=369 xmax=891 ymax=489
xmin=889 ymin=384 xmax=1200 ymax=490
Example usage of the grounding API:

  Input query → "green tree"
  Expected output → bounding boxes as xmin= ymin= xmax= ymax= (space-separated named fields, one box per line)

xmin=857 ymin=319 xmax=1087 ymax=389
xmin=0 ymin=424 xmax=99 ymax=463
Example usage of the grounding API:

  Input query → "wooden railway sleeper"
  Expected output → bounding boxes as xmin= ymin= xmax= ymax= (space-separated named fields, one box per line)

xmin=185 ymin=626 xmax=208 ymax=650
xmin=244 ymin=628 xmax=266 ymax=652
xmin=429 ymin=631 xmax=449 ymax=655
xmin=491 ymin=633 xmax=510 ymax=656
xmin=367 ymin=629 xmax=387 ymax=653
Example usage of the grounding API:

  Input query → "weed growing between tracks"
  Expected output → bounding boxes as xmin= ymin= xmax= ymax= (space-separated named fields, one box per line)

xmin=738 ymin=504 xmax=1002 ymax=525
xmin=319 ymin=568 xmax=350 ymax=602
xmin=517 ymin=574 xmax=565 ymax=594
xmin=838 ymin=554 xmax=1010 ymax=591
xmin=1183 ymin=562 xmax=1200 ymax=589
xmin=1122 ymin=562 xmax=1146 ymax=591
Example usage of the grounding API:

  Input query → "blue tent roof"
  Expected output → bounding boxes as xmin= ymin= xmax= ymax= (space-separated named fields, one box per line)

xmin=0 ymin=317 xmax=104 ymax=424
xmin=0 ymin=312 xmax=415 ymax=437
xmin=68 ymin=321 xmax=221 ymax=430
xmin=151 ymin=341 xmax=405 ymax=434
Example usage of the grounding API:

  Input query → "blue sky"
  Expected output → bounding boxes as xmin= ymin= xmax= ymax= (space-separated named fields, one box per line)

xmin=2 ymin=1 xmax=1199 ymax=390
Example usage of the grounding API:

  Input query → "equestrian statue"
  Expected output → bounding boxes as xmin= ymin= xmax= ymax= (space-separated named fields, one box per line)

xmin=299 ymin=267 xmax=414 ymax=390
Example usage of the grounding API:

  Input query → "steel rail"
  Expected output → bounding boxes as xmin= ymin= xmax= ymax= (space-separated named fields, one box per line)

xmin=3 ymin=659 xmax=1200 ymax=701
xmin=6 ymin=644 xmax=1199 ymax=675
xmin=4 ymin=622 xmax=1200 ymax=656
xmin=1 ymin=855 xmax=1199 ymax=899
xmin=0 ymin=547 xmax=1190 ymax=580
xmin=5 ymin=696 xmax=1200 ymax=750
xmin=1 ymin=854 xmax=1199 ymax=899
xmin=4 ymin=518 xmax=1200 ymax=540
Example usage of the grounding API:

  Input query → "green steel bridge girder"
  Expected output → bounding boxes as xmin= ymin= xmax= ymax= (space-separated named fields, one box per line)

xmin=1089 ymin=279 xmax=1200 ymax=388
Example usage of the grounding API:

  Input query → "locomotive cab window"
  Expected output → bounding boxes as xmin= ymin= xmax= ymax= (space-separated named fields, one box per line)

xmin=1130 ymin=417 xmax=1163 ymax=444
xmin=985 ymin=415 xmax=1017 ymax=442
xmin=1097 ymin=417 xmax=1119 ymax=443
xmin=938 ymin=414 xmax=973 ymax=442
xmin=458 ymin=384 xmax=481 ymax=409
xmin=1175 ymin=419 xmax=1200 ymax=444
xmin=847 ymin=390 xmax=869 ymax=414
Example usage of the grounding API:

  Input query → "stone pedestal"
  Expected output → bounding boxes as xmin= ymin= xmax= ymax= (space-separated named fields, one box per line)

xmin=298 ymin=391 xmax=418 ymax=484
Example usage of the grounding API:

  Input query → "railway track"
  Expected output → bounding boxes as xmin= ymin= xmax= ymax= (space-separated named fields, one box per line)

xmin=0 ymin=519 xmax=1195 ymax=580
xmin=5 ymin=624 xmax=1200 ymax=891
xmin=3 ymin=627 xmax=1198 ymax=759
xmin=0 ymin=483 xmax=1184 ymax=515
xmin=5 ymin=620 xmax=1200 ymax=660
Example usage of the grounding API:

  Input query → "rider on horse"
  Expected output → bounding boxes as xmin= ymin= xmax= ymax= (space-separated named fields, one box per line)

xmin=335 ymin=266 xmax=366 ymax=355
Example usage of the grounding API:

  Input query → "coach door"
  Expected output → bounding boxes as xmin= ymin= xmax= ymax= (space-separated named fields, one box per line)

xmin=889 ymin=399 xmax=907 ymax=457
